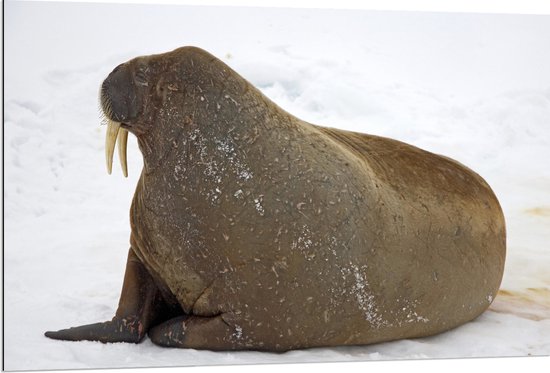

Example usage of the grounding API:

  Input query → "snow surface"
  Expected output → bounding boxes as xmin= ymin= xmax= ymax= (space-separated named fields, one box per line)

xmin=3 ymin=1 xmax=550 ymax=370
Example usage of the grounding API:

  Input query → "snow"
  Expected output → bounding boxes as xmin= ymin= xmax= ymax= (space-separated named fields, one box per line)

xmin=3 ymin=1 xmax=550 ymax=371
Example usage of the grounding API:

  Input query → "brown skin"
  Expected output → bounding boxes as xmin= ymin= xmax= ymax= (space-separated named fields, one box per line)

xmin=45 ymin=46 xmax=506 ymax=351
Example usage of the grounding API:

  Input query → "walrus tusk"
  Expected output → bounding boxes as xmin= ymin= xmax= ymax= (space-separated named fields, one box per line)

xmin=105 ymin=120 xmax=121 ymax=175
xmin=105 ymin=121 xmax=129 ymax=177
xmin=118 ymin=128 xmax=129 ymax=177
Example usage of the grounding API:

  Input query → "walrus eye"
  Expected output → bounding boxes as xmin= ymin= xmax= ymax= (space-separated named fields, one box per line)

xmin=156 ymin=79 xmax=168 ymax=100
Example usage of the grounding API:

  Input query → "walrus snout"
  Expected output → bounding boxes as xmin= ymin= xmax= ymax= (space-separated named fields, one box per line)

xmin=100 ymin=63 xmax=142 ymax=178
xmin=100 ymin=63 xmax=140 ymax=123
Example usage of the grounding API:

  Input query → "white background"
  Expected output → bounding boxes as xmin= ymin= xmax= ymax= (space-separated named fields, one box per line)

xmin=3 ymin=0 xmax=550 ymax=371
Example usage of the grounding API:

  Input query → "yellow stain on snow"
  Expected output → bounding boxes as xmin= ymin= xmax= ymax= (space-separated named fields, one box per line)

xmin=489 ymin=288 xmax=550 ymax=321
xmin=524 ymin=207 xmax=550 ymax=217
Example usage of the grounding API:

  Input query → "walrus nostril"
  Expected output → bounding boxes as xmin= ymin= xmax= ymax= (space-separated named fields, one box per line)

xmin=99 ymin=84 xmax=112 ymax=118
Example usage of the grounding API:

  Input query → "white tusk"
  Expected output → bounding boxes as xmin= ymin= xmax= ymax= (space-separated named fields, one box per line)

xmin=105 ymin=120 xmax=121 ymax=175
xmin=118 ymin=128 xmax=129 ymax=177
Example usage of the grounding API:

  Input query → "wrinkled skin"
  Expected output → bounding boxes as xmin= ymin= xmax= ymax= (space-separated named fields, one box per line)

xmin=46 ymin=47 xmax=506 ymax=351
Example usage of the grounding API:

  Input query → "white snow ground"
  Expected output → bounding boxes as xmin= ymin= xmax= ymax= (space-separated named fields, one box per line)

xmin=3 ymin=1 xmax=550 ymax=371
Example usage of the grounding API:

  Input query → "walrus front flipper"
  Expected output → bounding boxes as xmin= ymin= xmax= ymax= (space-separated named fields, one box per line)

xmin=148 ymin=315 xmax=241 ymax=350
xmin=45 ymin=248 xmax=175 ymax=344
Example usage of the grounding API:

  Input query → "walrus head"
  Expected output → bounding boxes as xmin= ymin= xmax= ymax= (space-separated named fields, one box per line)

xmin=100 ymin=56 xmax=161 ymax=177
xmin=99 ymin=49 xmax=187 ymax=177
xmin=100 ymin=47 xmax=252 ymax=177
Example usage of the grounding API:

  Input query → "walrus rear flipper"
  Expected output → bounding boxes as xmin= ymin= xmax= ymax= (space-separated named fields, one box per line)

xmin=45 ymin=248 xmax=178 ymax=343
xmin=148 ymin=314 xmax=241 ymax=350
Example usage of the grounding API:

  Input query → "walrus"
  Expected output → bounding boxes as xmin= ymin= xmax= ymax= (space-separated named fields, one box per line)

xmin=45 ymin=46 xmax=506 ymax=351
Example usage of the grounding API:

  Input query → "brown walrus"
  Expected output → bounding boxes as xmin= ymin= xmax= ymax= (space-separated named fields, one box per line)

xmin=45 ymin=46 xmax=506 ymax=351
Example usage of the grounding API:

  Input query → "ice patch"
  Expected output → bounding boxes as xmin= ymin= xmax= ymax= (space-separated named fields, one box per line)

xmin=340 ymin=263 xmax=386 ymax=327
xmin=215 ymin=138 xmax=254 ymax=181
xmin=232 ymin=325 xmax=243 ymax=340
xmin=189 ymin=129 xmax=255 ymax=205
xmin=396 ymin=298 xmax=430 ymax=325
xmin=291 ymin=225 xmax=317 ymax=261
xmin=254 ymin=196 xmax=265 ymax=216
